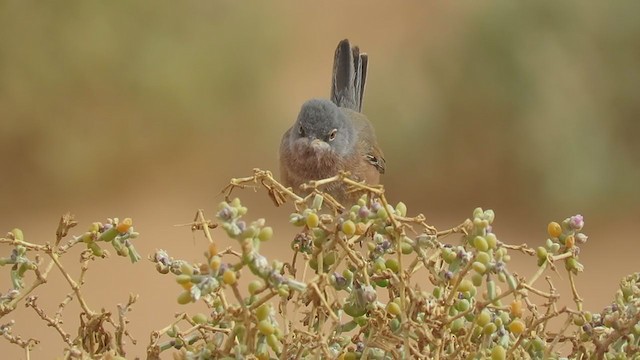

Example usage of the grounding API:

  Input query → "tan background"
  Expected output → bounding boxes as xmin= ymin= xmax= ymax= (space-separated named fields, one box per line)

xmin=1 ymin=1 xmax=639 ymax=358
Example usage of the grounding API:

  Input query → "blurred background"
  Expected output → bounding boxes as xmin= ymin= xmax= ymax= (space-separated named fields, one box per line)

xmin=1 ymin=1 xmax=639 ymax=358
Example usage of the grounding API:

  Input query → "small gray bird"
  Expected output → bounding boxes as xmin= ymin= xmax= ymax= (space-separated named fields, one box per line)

xmin=279 ymin=39 xmax=385 ymax=203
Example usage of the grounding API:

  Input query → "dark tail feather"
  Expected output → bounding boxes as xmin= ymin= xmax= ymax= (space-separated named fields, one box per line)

xmin=331 ymin=39 xmax=368 ymax=112
xmin=357 ymin=53 xmax=368 ymax=112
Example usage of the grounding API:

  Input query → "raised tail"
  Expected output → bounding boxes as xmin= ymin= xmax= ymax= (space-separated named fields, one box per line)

xmin=330 ymin=39 xmax=368 ymax=112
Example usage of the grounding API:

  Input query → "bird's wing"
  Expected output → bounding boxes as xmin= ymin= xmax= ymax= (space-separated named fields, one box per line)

xmin=349 ymin=110 xmax=386 ymax=175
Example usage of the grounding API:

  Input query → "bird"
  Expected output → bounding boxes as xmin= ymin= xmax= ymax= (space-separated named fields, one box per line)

xmin=279 ymin=39 xmax=385 ymax=204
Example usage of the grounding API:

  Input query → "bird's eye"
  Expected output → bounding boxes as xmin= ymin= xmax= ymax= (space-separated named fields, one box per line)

xmin=298 ymin=126 xmax=305 ymax=136
xmin=328 ymin=129 xmax=338 ymax=141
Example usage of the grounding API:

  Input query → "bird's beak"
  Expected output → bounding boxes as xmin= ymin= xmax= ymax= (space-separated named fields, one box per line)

xmin=310 ymin=139 xmax=330 ymax=150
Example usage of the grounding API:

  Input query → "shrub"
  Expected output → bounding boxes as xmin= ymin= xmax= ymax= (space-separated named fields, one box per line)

xmin=1 ymin=169 xmax=639 ymax=359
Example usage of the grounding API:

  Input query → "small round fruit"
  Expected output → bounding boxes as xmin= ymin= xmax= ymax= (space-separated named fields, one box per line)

xmin=395 ymin=202 xmax=407 ymax=217
xmin=248 ymin=279 xmax=264 ymax=295
xmin=547 ymin=221 xmax=562 ymax=238
xmin=222 ymin=270 xmax=237 ymax=285
xmin=323 ymin=252 xmax=337 ymax=266
xmin=385 ymin=258 xmax=400 ymax=274
xmin=11 ymin=228 xmax=24 ymax=241
xmin=376 ymin=207 xmax=389 ymax=220
xmin=450 ymin=317 xmax=464 ymax=333
xmin=306 ymin=213 xmax=319 ymax=228
xmin=476 ymin=310 xmax=491 ymax=327
xmin=180 ymin=263 xmax=194 ymax=275
xmin=485 ymin=233 xmax=498 ymax=249
xmin=176 ymin=274 xmax=192 ymax=285
xmin=455 ymin=299 xmax=470 ymax=312
xmin=208 ymin=243 xmax=218 ymax=257
xmin=473 ymin=236 xmax=489 ymax=252
xmin=343 ymin=303 xmax=367 ymax=317
xmin=342 ymin=220 xmax=356 ymax=236
xmin=192 ymin=313 xmax=208 ymax=324
xmin=258 ymin=227 xmax=273 ymax=242
xmin=510 ymin=299 xmax=524 ymax=318
xmin=258 ymin=320 xmax=274 ymax=335
xmin=116 ymin=218 xmax=133 ymax=233
xmin=483 ymin=323 xmax=497 ymax=335
xmin=209 ymin=256 xmax=221 ymax=271
xmin=400 ymin=242 xmax=413 ymax=255
xmin=471 ymin=273 xmax=483 ymax=287
xmin=472 ymin=262 xmax=486 ymax=274
xmin=508 ymin=319 xmax=526 ymax=335
xmin=476 ymin=252 xmax=491 ymax=265
xmin=386 ymin=301 xmax=401 ymax=316
xmin=458 ymin=279 xmax=474 ymax=293
xmin=491 ymin=345 xmax=506 ymax=360
xmin=256 ymin=304 xmax=270 ymax=321
xmin=433 ymin=286 xmax=443 ymax=299
xmin=177 ymin=291 xmax=192 ymax=305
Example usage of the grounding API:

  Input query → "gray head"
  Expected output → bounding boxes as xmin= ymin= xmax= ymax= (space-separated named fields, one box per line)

xmin=289 ymin=98 xmax=355 ymax=156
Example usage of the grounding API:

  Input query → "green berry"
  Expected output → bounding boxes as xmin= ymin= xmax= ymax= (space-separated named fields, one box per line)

xmin=306 ymin=213 xmax=319 ymax=228
xmin=483 ymin=210 xmax=495 ymax=224
xmin=485 ymin=233 xmax=497 ymax=249
xmin=344 ymin=352 xmax=358 ymax=360
xmin=386 ymin=301 xmax=401 ymax=316
xmin=389 ymin=318 xmax=401 ymax=333
xmin=248 ymin=279 xmax=264 ymax=295
xmin=476 ymin=310 xmax=491 ymax=327
xmin=180 ymin=263 xmax=194 ymax=275
xmin=476 ymin=252 xmax=491 ymax=265
xmin=258 ymin=320 xmax=274 ymax=335
xmin=385 ymin=258 xmax=400 ymax=273
xmin=395 ymin=202 xmax=407 ymax=217
xmin=256 ymin=304 xmax=270 ymax=321
xmin=267 ymin=333 xmax=281 ymax=352
xmin=323 ymin=252 xmax=337 ymax=266
xmin=471 ymin=273 xmax=483 ymax=287
xmin=342 ymin=220 xmax=356 ymax=236
xmin=455 ymin=299 xmax=470 ymax=312
xmin=473 ymin=236 xmax=489 ymax=252
xmin=400 ymin=242 xmax=413 ymax=255
xmin=377 ymin=207 xmax=388 ymax=220
xmin=342 ymin=269 xmax=354 ymax=280
xmin=458 ymin=279 xmax=474 ymax=293
xmin=177 ymin=291 xmax=192 ymax=305
xmin=442 ymin=248 xmax=456 ymax=263
xmin=343 ymin=303 xmax=367 ymax=317
xmin=176 ymin=274 xmax=192 ymax=284
xmin=192 ymin=313 xmax=208 ymax=324
xmin=373 ymin=258 xmax=386 ymax=273
xmin=450 ymin=317 xmax=464 ymax=333
xmin=472 ymin=262 xmax=486 ymax=274
xmin=222 ymin=270 xmax=237 ymax=285
xmin=536 ymin=246 xmax=547 ymax=261
xmin=11 ymin=228 xmax=24 ymax=241
xmin=491 ymin=345 xmax=506 ymax=360
xmin=483 ymin=322 xmax=497 ymax=335
xmin=258 ymin=227 xmax=273 ymax=242
xmin=433 ymin=286 xmax=443 ymax=299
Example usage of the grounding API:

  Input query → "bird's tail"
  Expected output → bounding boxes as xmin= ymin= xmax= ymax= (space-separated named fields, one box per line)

xmin=330 ymin=39 xmax=368 ymax=112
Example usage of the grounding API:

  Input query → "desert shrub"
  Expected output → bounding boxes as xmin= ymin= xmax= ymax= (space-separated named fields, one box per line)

xmin=1 ymin=169 xmax=639 ymax=359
